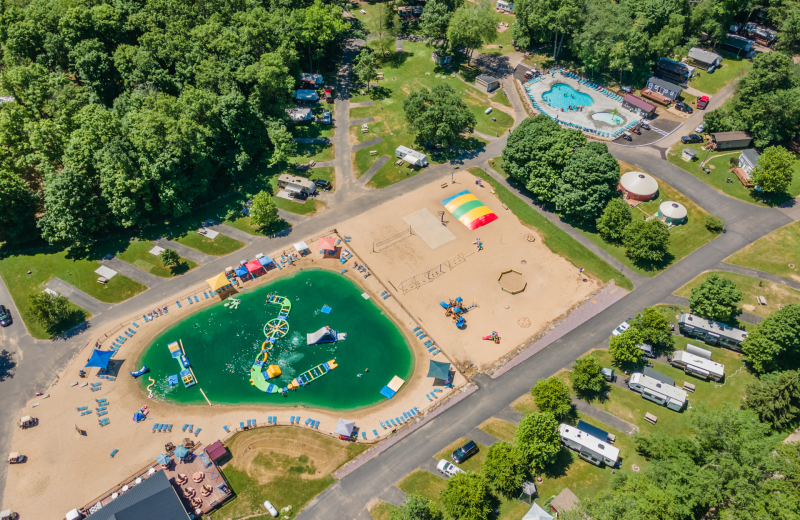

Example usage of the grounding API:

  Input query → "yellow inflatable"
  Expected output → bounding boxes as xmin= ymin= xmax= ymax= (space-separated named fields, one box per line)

xmin=266 ymin=365 xmax=282 ymax=379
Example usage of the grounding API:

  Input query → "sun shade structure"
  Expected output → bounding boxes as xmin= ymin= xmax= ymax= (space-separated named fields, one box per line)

xmin=334 ymin=419 xmax=355 ymax=437
xmin=318 ymin=237 xmax=337 ymax=251
xmin=258 ymin=256 xmax=273 ymax=267
xmin=85 ymin=349 xmax=114 ymax=370
xmin=173 ymin=445 xmax=190 ymax=460
xmin=245 ymin=260 xmax=263 ymax=273
xmin=380 ymin=376 xmax=406 ymax=399
xmin=234 ymin=266 xmax=248 ymax=277
xmin=294 ymin=241 xmax=310 ymax=254
xmin=619 ymin=171 xmax=659 ymax=201
xmin=441 ymin=190 xmax=498 ymax=230
xmin=156 ymin=453 xmax=171 ymax=465
xmin=498 ymin=270 xmax=527 ymax=294
xmin=657 ymin=201 xmax=688 ymax=224
xmin=522 ymin=503 xmax=554 ymax=520
xmin=206 ymin=272 xmax=230 ymax=292
xmin=427 ymin=360 xmax=451 ymax=380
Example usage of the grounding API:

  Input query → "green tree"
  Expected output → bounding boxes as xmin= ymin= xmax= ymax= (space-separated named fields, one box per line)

xmin=609 ymin=327 xmax=644 ymax=364
xmin=250 ymin=191 xmax=280 ymax=229
xmin=446 ymin=0 xmax=498 ymax=63
xmin=751 ymin=145 xmax=795 ymax=195
xmin=352 ymin=49 xmax=377 ymax=89
xmin=744 ymin=370 xmax=800 ymax=429
xmin=421 ymin=0 xmax=458 ymax=49
xmin=531 ymin=376 xmax=572 ymax=419
xmin=403 ymin=84 xmax=476 ymax=146
xmin=0 ymin=169 xmax=38 ymax=244
xmin=704 ymin=214 xmax=725 ymax=233
xmin=629 ymin=306 xmax=673 ymax=350
xmin=512 ymin=0 xmax=585 ymax=59
xmin=622 ymin=218 xmax=670 ymax=264
xmin=27 ymin=291 xmax=71 ymax=333
xmin=554 ymin=142 xmax=620 ymax=222
xmin=439 ymin=471 xmax=492 ymax=520
xmin=596 ymin=198 xmax=632 ymax=243
xmin=159 ymin=248 xmax=181 ymax=268
xmin=514 ymin=412 xmax=561 ymax=473
xmin=482 ymin=441 xmax=525 ymax=498
xmin=688 ymin=273 xmax=743 ymax=323
xmin=570 ymin=356 xmax=607 ymax=395
xmin=390 ymin=493 xmax=443 ymax=520
xmin=742 ymin=304 xmax=800 ymax=373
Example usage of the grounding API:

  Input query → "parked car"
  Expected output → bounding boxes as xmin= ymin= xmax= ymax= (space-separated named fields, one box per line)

xmin=451 ymin=440 xmax=479 ymax=464
xmin=322 ymin=110 xmax=331 ymax=124
xmin=675 ymin=102 xmax=693 ymax=114
xmin=639 ymin=122 xmax=650 ymax=130
xmin=639 ymin=343 xmax=655 ymax=358
xmin=437 ymin=459 xmax=465 ymax=477
xmin=696 ymin=95 xmax=710 ymax=109
xmin=524 ymin=71 xmax=533 ymax=79
xmin=695 ymin=122 xmax=705 ymax=133
xmin=324 ymin=88 xmax=333 ymax=103
xmin=263 ymin=501 xmax=279 ymax=517
xmin=631 ymin=126 xmax=641 ymax=135
xmin=620 ymin=133 xmax=632 ymax=141
xmin=602 ymin=368 xmax=615 ymax=382
xmin=0 ymin=305 xmax=10 ymax=327
xmin=681 ymin=134 xmax=703 ymax=144
xmin=315 ymin=179 xmax=332 ymax=191
xmin=611 ymin=321 xmax=630 ymax=337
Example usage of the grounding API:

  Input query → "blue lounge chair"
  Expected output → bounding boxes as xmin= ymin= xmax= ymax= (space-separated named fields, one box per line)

xmin=152 ymin=423 xmax=160 ymax=432
xmin=380 ymin=421 xmax=386 ymax=428
xmin=131 ymin=322 xmax=139 ymax=328
xmin=223 ymin=425 xmax=230 ymax=432
xmin=240 ymin=421 xmax=245 ymax=429
xmin=390 ymin=419 xmax=396 ymax=426
xmin=91 ymin=387 xmax=101 ymax=392
xmin=188 ymin=298 xmax=193 ymax=305
xmin=110 ymin=449 xmax=118 ymax=457
xmin=188 ymin=424 xmax=193 ymax=432
xmin=91 ymin=382 xmax=101 ymax=387
xmin=80 ymin=410 xmax=92 ymax=416
xmin=194 ymin=296 xmax=199 ymax=302
xmin=403 ymin=412 xmax=408 ymax=419
xmin=125 ymin=331 xmax=133 ymax=338
xmin=314 ymin=421 xmax=320 ymax=428
xmin=413 ymin=326 xmax=420 ymax=332
xmin=195 ymin=428 xmax=201 ymax=436
xmin=305 ymin=418 xmax=312 ymax=425
xmin=182 ymin=424 xmax=188 ymax=431
xmin=76 ymin=406 xmax=88 ymax=411
xmin=144 ymin=316 xmax=150 ymax=322
xmin=98 ymin=411 xmax=108 ymax=417
xmin=246 ymin=419 xmax=251 ymax=427
xmin=97 ymin=406 xmax=107 ymax=412
xmin=203 ymin=292 xmax=209 ymax=299
xmin=176 ymin=301 xmax=182 ymax=307
xmin=395 ymin=417 xmax=402 ymax=424
xmin=252 ymin=419 xmax=256 ymax=426
xmin=362 ymin=432 xmax=367 ymax=440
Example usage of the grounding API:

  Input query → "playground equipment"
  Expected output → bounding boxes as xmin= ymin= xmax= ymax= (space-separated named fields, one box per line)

xmin=482 ymin=331 xmax=501 ymax=344
xmin=147 ymin=377 xmax=155 ymax=398
xmin=440 ymin=296 xmax=477 ymax=328
xmin=223 ymin=297 xmax=241 ymax=309
xmin=307 ymin=326 xmax=347 ymax=345
xmin=498 ymin=270 xmax=527 ymax=294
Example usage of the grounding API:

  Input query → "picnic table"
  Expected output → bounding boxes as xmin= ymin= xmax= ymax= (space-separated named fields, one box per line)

xmin=645 ymin=412 xmax=658 ymax=424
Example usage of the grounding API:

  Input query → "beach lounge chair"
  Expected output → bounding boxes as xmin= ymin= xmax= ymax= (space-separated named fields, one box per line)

xmin=403 ymin=412 xmax=408 ymax=419
xmin=96 ymin=399 xmax=107 ymax=404
xmin=176 ymin=301 xmax=182 ymax=307
xmin=91 ymin=382 xmax=101 ymax=387
xmin=240 ymin=421 xmax=245 ymax=429
xmin=418 ymin=334 xmax=426 ymax=339
xmin=203 ymin=292 xmax=209 ymax=298
xmin=223 ymin=425 xmax=230 ymax=432
xmin=125 ymin=331 xmax=133 ymax=338
xmin=195 ymin=428 xmax=201 ymax=436
xmin=390 ymin=419 xmax=396 ymax=426
xmin=182 ymin=424 xmax=188 ymax=431
xmin=81 ymin=410 xmax=92 ymax=416
xmin=251 ymin=419 xmax=256 ymax=427
xmin=246 ymin=419 xmax=251 ymax=427
xmin=91 ymin=387 xmax=101 ymax=392
xmin=305 ymin=418 xmax=312 ymax=425
xmin=110 ymin=449 xmax=118 ymax=457
xmin=413 ymin=326 xmax=420 ymax=332
xmin=362 ymin=432 xmax=367 ymax=440
xmin=194 ymin=296 xmax=199 ymax=302
xmin=97 ymin=406 xmax=106 ymax=412
xmin=144 ymin=316 xmax=150 ymax=322
xmin=167 ymin=424 xmax=173 ymax=432
xmin=395 ymin=417 xmax=402 ymax=424
xmin=314 ymin=421 xmax=320 ymax=428
xmin=152 ymin=423 xmax=160 ymax=432
xmin=98 ymin=411 xmax=108 ymax=417
xmin=188 ymin=298 xmax=193 ymax=305
xmin=373 ymin=430 xmax=379 ymax=437
xmin=188 ymin=424 xmax=193 ymax=432
xmin=380 ymin=421 xmax=386 ymax=429
xmin=77 ymin=406 xmax=88 ymax=411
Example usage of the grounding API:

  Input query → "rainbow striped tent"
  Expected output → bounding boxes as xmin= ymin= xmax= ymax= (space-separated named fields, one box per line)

xmin=441 ymin=190 xmax=498 ymax=230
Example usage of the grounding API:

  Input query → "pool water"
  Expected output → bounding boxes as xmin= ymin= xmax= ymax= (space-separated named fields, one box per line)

xmin=542 ymin=83 xmax=594 ymax=110
xmin=591 ymin=112 xmax=624 ymax=126
xmin=135 ymin=269 xmax=414 ymax=410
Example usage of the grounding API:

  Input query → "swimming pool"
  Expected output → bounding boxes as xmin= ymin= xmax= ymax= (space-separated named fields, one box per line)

xmin=591 ymin=112 xmax=624 ymax=126
xmin=136 ymin=269 xmax=414 ymax=410
xmin=542 ymin=83 xmax=594 ymax=110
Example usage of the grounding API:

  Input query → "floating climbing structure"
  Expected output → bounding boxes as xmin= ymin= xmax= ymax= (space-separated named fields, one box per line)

xmin=288 ymin=360 xmax=338 ymax=390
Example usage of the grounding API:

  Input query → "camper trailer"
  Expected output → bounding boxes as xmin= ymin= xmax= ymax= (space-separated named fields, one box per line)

xmin=558 ymin=423 xmax=620 ymax=467
xmin=677 ymin=313 xmax=747 ymax=351
xmin=628 ymin=372 xmax=687 ymax=411
xmin=670 ymin=348 xmax=724 ymax=381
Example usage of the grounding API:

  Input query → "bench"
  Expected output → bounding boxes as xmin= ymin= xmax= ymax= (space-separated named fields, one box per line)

xmin=645 ymin=412 xmax=658 ymax=424
xmin=683 ymin=382 xmax=696 ymax=393
xmin=757 ymin=295 xmax=767 ymax=305
xmin=441 ymin=183 xmax=448 ymax=189
xmin=369 ymin=150 xmax=377 ymax=156
xmin=607 ymin=433 xmax=616 ymax=444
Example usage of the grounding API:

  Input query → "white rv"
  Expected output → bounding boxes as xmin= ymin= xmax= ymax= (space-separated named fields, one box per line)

xmin=670 ymin=348 xmax=724 ymax=381
xmin=558 ymin=423 xmax=620 ymax=467
xmin=395 ymin=146 xmax=428 ymax=167
xmin=628 ymin=372 xmax=687 ymax=411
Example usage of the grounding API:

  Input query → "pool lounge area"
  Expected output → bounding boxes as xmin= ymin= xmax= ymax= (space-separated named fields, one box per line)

xmin=523 ymin=70 xmax=641 ymax=139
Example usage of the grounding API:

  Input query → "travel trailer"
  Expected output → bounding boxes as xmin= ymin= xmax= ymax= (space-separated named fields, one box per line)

xmin=677 ymin=313 xmax=747 ymax=351
xmin=628 ymin=372 xmax=687 ymax=411
xmin=670 ymin=347 xmax=724 ymax=381
xmin=558 ymin=422 xmax=620 ymax=467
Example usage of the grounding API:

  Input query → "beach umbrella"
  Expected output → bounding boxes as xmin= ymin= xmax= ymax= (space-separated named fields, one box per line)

xmin=156 ymin=453 xmax=171 ymax=466
xmin=174 ymin=446 xmax=190 ymax=460
xmin=85 ymin=349 xmax=114 ymax=370
xmin=427 ymin=360 xmax=451 ymax=380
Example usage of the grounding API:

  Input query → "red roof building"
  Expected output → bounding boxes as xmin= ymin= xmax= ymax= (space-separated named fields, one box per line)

xmin=205 ymin=440 xmax=227 ymax=461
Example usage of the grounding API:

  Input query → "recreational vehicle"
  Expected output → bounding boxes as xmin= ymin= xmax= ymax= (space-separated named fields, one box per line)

xmin=677 ymin=313 xmax=747 ymax=351
xmin=628 ymin=372 xmax=687 ymax=411
xmin=558 ymin=422 xmax=620 ymax=467
xmin=670 ymin=348 xmax=724 ymax=381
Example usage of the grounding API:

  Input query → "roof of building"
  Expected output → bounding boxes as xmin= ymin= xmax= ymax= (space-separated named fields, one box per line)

xmin=683 ymin=148 xmax=699 ymax=156
xmin=476 ymin=74 xmax=499 ymax=84
xmin=658 ymin=58 xmax=689 ymax=75
xmin=712 ymin=131 xmax=752 ymax=142
xmin=687 ymin=47 xmax=722 ymax=65
xmin=285 ymin=107 xmax=313 ymax=121
xmin=396 ymin=145 xmax=427 ymax=164
xmin=678 ymin=313 xmax=748 ymax=342
xmin=294 ymin=89 xmax=319 ymax=101
xmin=647 ymin=76 xmax=682 ymax=94
xmin=300 ymin=73 xmax=323 ymax=85
xmin=558 ymin=424 xmax=620 ymax=462
xmin=741 ymin=149 xmax=760 ymax=165
xmin=550 ymin=487 xmax=580 ymax=512
xmin=620 ymin=171 xmax=659 ymax=195
xmin=725 ymin=34 xmax=753 ymax=50
xmin=659 ymin=201 xmax=687 ymax=220
xmin=85 ymin=470 xmax=190 ymax=520
xmin=205 ymin=440 xmax=227 ymax=461
xmin=278 ymin=174 xmax=316 ymax=189
xmin=630 ymin=373 xmax=688 ymax=403
xmin=673 ymin=350 xmax=725 ymax=378
xmin=643 ymin=366 xmax=675 ymax=387
xmin=622 ymin=94 xmax=656 ymax=113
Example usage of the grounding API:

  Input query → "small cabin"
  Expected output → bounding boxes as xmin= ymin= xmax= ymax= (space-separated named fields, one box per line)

xmin=738 ymin=149 xmax=760 ymax=175
xmin=711 ymin=131 xmax=753 ymax=150
xmin=678 ymin=313 xmax=747 ymax=351
xmin=644 ymin=77 xmax=682 ymax=101
xmin=687 ymin=47 xmax=722 ymax=71
xmin=622 ymin=94 xmax=656 ymax=118
xmin=432 ymin=52 xmax=453 ymax=66
xmin=293 ymin=89 xmax=319 ymax=104
xmin=475 ymin=75 xmax=500 ymax=92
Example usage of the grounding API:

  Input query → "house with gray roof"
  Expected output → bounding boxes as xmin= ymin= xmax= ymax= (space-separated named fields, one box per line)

xmin=84 ymin=470 xmax=190 ymax=520
xmin=687 ymin=47 xmax=722 ymax=70
xmin=645 ymin=77 xmax=682 ymax=101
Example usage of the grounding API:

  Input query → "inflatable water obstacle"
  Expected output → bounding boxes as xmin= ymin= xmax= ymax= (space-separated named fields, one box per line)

xmin=130 ymin=365 xmax=148 ymax=378
xmin=288 ymin=360 xmax=338 ymax=390
xmin=167 ymin=340 xmax=195 ymax=388
xmin=223 ymin=297 xmax=241 ymax=309
xmin=306 ymin=326 xmax=347 ymax=345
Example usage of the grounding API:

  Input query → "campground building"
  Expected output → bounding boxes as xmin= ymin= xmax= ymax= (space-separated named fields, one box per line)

xmin=557 ymin=421 xmax=620 ymax=467
xmin=628 ymin=370 xmax=688 ymax=411
xmin=656 ymin=57 xmax=690 ymax=84
xmin=721 ymin=34 xmax=755 ymax=56
xmin=622 ymin=94 xmax=656 ymax=118
xmin=643 ymin=76 xmax=682 ymax=104
xmin=395 ymin=145 xmax=428 ymax=166
xmin=300 ymin=73 xmax=324 ymax=88
xmin=738 ymin=149 xmax=760 ymax=175
xmin=687 ymin=47 xmax=723 ymax=70
xmin=475 ymin=74 xmax=500 ymax=92
xmin=677 ymin=313 xmax=747 ymax=351
xmin=496 ymin=0 xmax=513 ymax=12
xmin=710 ymin=131 xmax=753 ymax=150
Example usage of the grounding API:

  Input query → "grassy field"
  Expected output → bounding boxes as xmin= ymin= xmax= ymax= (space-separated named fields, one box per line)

xmin=725 ymin=220 xmax=800 ymax=281
xmin=491 ymin=88 xmax=513 ymax=108
xmin=370 ymin=502 xmax=400 ymax=520
xmin=566 ymin=161 xmax=718 ymax=277
xmin=117 ymin=239 xmax=198 ymax=277
xmin=675 ymin=270 xmax=800 ymax=319
xmin=479 ymin=13 xmax=517 ymax=56
xmin=667 ymin=142 xmax=800 ymax=207
xmin=688 ymin=54 xmax=752 ymax=95
xmin=349 ymin=41 xmax=513 ymax=188
xmin=489 ymin=156 xmax=509 ymax=178
xmin=511 ymin=393 xmax=539 ymax=415
xmin=434 ymin=438 xmax=489 ymax=473
xmin=215 ymin=427 xmax=367 ymax=519
xmin=468 ymin=167 xmax=633 ymax=290
xmin=478 ymin=418 xmax=517 ymax=442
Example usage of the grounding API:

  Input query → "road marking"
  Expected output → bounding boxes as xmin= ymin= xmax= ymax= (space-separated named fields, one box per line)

xmin=648 ymin=125 xmax=670 ymax=136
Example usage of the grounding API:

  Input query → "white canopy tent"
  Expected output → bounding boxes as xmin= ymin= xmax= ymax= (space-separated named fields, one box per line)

xmin=293 ymin=241 xmax=309 ymax=253
xmin=334 ymin=418 xmax=355 ymax=437
xmin=522 ymin=503 xmax=554 ymax=520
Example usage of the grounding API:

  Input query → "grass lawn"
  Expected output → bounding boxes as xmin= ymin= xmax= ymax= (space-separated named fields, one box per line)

xmin=293 ymin=142 xmax=335 ymax=164
xmin=291 ymin=117 xmax=335 ymax=140
xmin=667 ymin=142 xmax=800 ymax=207
xmin=468 ymin=167 xmax=633 ymax=290
xmin=491 ymin=89 xmax=513 ymax=108
xmin=349 ymin=41 xmax=513 ymax=188
xmin=117 ymin=239 xmax=198 ymax=277
xmin=170 ymin=231 xmax=245 ymax=257
xmin=489 ymin=156 xmax=509 ymax=178
xmin=688 ymin=54 xmax=752 ymax=95
xmin=511 ymin=393 xmax=539 ymax=415
xmin=580 ymin=345 xmax=755 ymax=436
xmin=215 ymin=427 xmax=367 ymax=519
xmin=478 ymin=418 xmax=517 ymax=443
xmin=479 ymin=13 xmax=517 ymax=56
xmin=675 ymin=270 xmax=800 ymax=319
xmin=725 ymin=220 xmax=800 ymax=282
xmin=370 ymin=502 xmax=400 ymax=520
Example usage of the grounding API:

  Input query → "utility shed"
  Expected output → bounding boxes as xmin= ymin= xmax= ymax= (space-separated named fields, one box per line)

xmin=475 ymin=75 xmax=500 ymax=92
xmin=711 ymin=131 xmax=753 ymax=150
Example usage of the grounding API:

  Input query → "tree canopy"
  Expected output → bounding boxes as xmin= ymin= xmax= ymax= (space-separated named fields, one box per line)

xmin=570 ymin=355 xmax=608 ymax=395
xmin=622 ymin=218 xmax=671 ymax=265
xmin=629 ymin=306 xmax=674 ymax=350
xmin=531 ymin=376 xmax=573 ymax=419
xmin=596 ymin=198 xmax=632 ymax=243
xmin=742 ymin=303 xmax=800 ymax=374
xmin=750 ymin=145 xmax=796 ymax=195
xmin=402 ymin=83 xmax=476 ymax=146
xmin=250 ymin=190 xmax=280 ymax=229
xmin=0 ymin=0 xmax=350 ymax=247
xmin=609 ymin=327 xmax=645 ymax=364
xmin=744 ymin=369 xmax=800 ymax=429
xmin=514 ymin=412 xmax=562 ymax=473
xmin=390 ymin=493 xmax=444 ymax=520
xmin=554 ymin=142 xmax=621 ymax=222
xmin=481 ymin=441 xmax=526 ymax=498
xmin=439 ymin=471 xmax=493 ymax=520
xmin=688 ymin=273 xmax=743 ymax=323
xmin=446 ymin=0 xmax=498 ymax=63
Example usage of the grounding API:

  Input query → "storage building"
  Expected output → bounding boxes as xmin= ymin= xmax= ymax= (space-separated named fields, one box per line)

xmin=622 ymin=94 xmax=656 ymax=118
xmin=721 ymin=34 xmax=754 ymax=56
xmin=678 ymin=313 xmax=747 ymax=351
xmin=670 ymin=349 xmax=725 ymax=381
xmin=395 ymin=145 xmax=428 ymax=166
xmin=628 ymin=372 xmax=688 ymax=411
xmin=475 ymin=75 xmax=500 ymax=92
xmin=687 ymin=47 xmax=723 ymax=70
xmin=293 ymin=89 xmax=319 ymax=103
xmin=300 ymin=73 xmax=324 ymax=88
xmin=557 ymin=423 xmax=620 ymax=467
xmin=738 ymin=149 xmax=760 ymax=175
xmin=657 ymin=201 xmax=688 ymax=225
xmin=711 ymin=131 xmax=753 ymax=150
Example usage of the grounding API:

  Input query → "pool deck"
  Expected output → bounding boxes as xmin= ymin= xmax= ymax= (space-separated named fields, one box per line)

xmin=524 ymin=73 xmax=638 ymax=134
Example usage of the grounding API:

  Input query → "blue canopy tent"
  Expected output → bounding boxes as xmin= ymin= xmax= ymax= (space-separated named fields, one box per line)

xmin=234 ymin=266 xmax=249 ymax=277
xmin=258 ymin=256 xmax=274 ymax=269
xmin=133 ymin=412 xmax=146 ymax=422
xmin=85 ymin=349 xmax=114 ymax=370
xmin=427 ymin=360 xmax=451 ymax=380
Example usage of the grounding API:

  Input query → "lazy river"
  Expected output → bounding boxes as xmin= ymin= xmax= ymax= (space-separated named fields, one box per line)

xmin=135 ymin=269 xmax=414 ymax=410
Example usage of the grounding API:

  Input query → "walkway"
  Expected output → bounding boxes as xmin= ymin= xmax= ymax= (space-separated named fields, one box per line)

xmin=359 ymin=155 xmax=391 ymax=186
xmin=714 ymin=262 xmax=800 ymax=291
xmin=43 ymin=278 xmax=112 ymax=315
xmin=202 ymin=222 xmax=257 ymax=245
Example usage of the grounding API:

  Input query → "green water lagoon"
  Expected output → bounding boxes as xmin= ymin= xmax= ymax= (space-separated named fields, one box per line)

xmin=136 ymin=269 xmax=414 ymax=411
